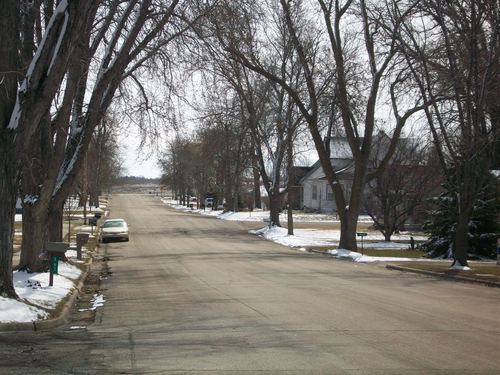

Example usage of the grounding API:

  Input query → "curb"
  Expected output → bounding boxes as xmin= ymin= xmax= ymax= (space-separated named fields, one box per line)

xmin=0 ymin=257 xmax=93 ymax=332
xmin=307 ymin=249 xmax=333 ymax=256
xmin=386 ymin=264 xmax=500 ymax=288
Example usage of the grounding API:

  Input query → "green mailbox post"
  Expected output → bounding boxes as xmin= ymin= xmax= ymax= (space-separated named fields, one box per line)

xmin=357 ymin=232 xmax=367 ymax=255
xmin=44 ymin=242 xmax=69 ymax=286
xmin=50 ymin=255 xmax=59 ymax=274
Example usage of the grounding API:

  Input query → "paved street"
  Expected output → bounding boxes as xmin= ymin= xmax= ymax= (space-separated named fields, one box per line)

xmin=1 ymin=193 xmax=500 ymax=374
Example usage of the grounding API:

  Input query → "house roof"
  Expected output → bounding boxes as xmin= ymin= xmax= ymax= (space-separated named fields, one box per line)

xmin=299 ymin=132 xmax=416 ymax=184
xmin=330 ymin=137 xmax=355 ymax=159
xmin=299 ymin=159 xmax=355 ymax=184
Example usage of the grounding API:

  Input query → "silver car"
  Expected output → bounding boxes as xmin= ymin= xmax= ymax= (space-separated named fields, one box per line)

xmin=100 ymin=219 xmax=129 ymax=243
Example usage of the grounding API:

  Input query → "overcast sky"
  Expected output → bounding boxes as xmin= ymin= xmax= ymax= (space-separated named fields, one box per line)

xmin=119 ymin=127 xmax=162 ymax=179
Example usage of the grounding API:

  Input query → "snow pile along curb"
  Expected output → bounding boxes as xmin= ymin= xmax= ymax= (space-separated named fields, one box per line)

xmin=0 ymin=261 xmax=82 ymax=324
xmin=249 ymin=225 xmax=334 ymax=248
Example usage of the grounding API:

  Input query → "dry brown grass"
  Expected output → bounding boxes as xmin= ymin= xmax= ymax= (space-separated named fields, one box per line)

xmin=392 ymin=261 xmax=500 ymax=284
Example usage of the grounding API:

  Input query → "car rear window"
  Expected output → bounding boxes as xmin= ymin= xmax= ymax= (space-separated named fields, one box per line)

xmin=103 ymin=221 xmax=125 ymax=228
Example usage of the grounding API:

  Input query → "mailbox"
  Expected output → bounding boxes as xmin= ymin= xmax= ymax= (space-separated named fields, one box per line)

xmin=94 ymin=212 xmax=102 ymax=219
xmin=89 ymin=217 xmax=97 ymax=226
xmin=45 ymin=242 xmax=69 ymax=254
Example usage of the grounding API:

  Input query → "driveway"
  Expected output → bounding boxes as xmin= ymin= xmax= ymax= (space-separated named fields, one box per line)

xmin=1 ymin=193 xmax=499 ymax=374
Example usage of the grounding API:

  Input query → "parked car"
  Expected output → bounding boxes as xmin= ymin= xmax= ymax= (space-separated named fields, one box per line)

xmin=100 ymin=219 xmax=129 ymax=243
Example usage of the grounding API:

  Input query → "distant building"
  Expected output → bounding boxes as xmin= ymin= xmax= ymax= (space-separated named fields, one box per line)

xmin=299 ymin=137 xmax=356 ymax=213
xmin=299 ymin=132 xmax=422 ymax=215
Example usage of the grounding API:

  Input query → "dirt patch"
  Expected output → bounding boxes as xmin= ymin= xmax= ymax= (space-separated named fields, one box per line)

xmin=66 ymin=253 xmax=110 ymax=327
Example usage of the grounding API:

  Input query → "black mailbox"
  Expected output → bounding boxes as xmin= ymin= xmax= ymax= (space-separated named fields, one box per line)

xmin=94 ymin=212 xmax=102 ymax=219
xmin=89 ymin=217 xmax=98 ymax=226
xmin=45 ymin=242 xmax=69 ymax=255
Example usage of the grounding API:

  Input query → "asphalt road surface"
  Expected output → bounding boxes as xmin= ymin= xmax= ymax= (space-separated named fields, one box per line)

xmin=1 ymin=194 xmax=499 ymax=374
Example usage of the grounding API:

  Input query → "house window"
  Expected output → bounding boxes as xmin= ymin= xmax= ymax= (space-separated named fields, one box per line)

xmin=312 ymin=185 xmax=318 ymax=200
xmin=326 ymin=185 xmax=334 ymax=201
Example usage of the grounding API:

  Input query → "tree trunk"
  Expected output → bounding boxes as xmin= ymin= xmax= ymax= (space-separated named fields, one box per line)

xmin=19 ymin=204 xmax=46 ymax=272
xmin=338 ymin=165 xmax=366 ymax=251
xmin=90 ymin=191 xmax=99 ymax=208
xmin=453 ymin=210 xmax=470 ymax=267
xmin=287 ymin=202 xmax=294 ymax=235
xmin=339 ymin=210 xmax=358 ymax=250
xmin=269 ymin=193 xmax=281 ymax=227
xmin=0 ymin=0 xmax=20 ymax=298
xmin=19 ymin=113 xmax=52 ymax=271
xmin=0 ymin=163 xmax=17 ymax=297
xmin=253 ymin=159 xmax=262 ymax=209
xmin=48 ymin=201 xmax=64 ymax=242
xmin=384 ymin=232 xmax=391 ymax=242
xmin=80 ymin=193 xmax=88 ymax=224
xmin=287 ymin=133 xmax=294 ymax=235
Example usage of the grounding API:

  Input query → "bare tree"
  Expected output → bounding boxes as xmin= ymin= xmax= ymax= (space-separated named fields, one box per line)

xmin=364 ymin=136 xmax=441 ymax=241
xmin=215 ymin=0 xmax=426 ymax=250
xmin=196 ymin=0 xmax=305 ymax=225
xmin=397 ymin=0 xmax=499 ymax=266
xmin=1 ymin=0 xmax=97 ymax=296
xmin=18 ymin=0 xmax=193 ymax=272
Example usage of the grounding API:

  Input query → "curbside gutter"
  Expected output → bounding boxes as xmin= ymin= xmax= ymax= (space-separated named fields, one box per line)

xmin=0 ymin=258 xmax=93 ymax=332
xmin=386 ymin=264 xmax=500 ymax=288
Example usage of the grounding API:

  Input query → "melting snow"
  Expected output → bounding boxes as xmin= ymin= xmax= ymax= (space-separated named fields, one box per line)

xmin=0 ymin=260 xmax=81 ymax=323
xmin=90 ymin=294 xmax=105 ymax=310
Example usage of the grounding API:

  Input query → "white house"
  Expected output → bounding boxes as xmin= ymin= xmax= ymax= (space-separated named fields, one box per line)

xmin=300 ymin=137 xmax=355 ymax=213
xmin=300 ymin=133 xmax=419 ymax=214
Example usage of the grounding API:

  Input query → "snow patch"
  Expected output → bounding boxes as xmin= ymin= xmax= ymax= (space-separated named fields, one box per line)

xmin=23 ymin=195 xmax=39 ymax=205
xmin=69 ymin=325 xmax=86 ymax=330
xmin=90 ymin=293 xmax=105 ymax=310
xmin=0 ymin=259 xmax=81 ymax=323
xmin=48 ymin=5 xmax=69 ymax=74
xmin=7 ymin=0 xmax=69 ymax=130
xmin=0 ymin=296 xmax=48 ymax=323
xmin=451 ymin=263 xmax=471 ymax=271
xmin=249 ymin=226 xmax=334 ymax=248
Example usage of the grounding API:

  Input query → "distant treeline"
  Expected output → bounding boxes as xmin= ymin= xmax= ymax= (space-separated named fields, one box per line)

xmin=115 ymin=176 xmax=161 ymax=185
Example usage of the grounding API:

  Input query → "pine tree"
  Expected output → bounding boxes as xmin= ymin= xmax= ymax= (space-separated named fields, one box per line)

xmin=423 ymin=174 xmax=499 ymax=259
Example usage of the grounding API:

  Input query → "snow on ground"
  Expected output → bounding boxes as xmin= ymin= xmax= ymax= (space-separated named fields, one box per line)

xmin=65 ymin=246 xmax=90 ymax=263
xmin=0 ymin=261 xmax=82 ymax=323
xmin=2 ymin=199 xmax=108 ymax=324
xmin=90 ymin=294 xmax=105 ymax=310
xmin=164 ymin=198 xmax=430 ymax=264
xmin=250 ymin=226 xmax=425 ymax=255
xmin=362 ymin=241 xmax=412 ymax=249
xmin=326 ymin=249 xmax=441 ymax=263
xmin=0 ymin=296 xmax=48 ymax=323
xmin=79 ymin=293 xmax=106 ymax=312
xmin=15 ymin=262 xmax=81 ymax=310
xmin=451 ymin=263 xmax=471 ymax=271
xmin=15 ymin=214 xmax=22 ymax=222
xmin=162 ymin=199 xmax=374 ymax=223
xmin=250 ymin=226 xmax=334 ymax=247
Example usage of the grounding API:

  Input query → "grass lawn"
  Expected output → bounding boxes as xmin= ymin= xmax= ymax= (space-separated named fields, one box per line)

xmin=361 ymin=249 xmax=425 ymax=258
xmin=286 ymin=222 xmax=375 ymax=231
xmin=391 ymin=261 xmax=500 ymax=284
xmin=307 ymin=246 xmax=425 ymax=258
